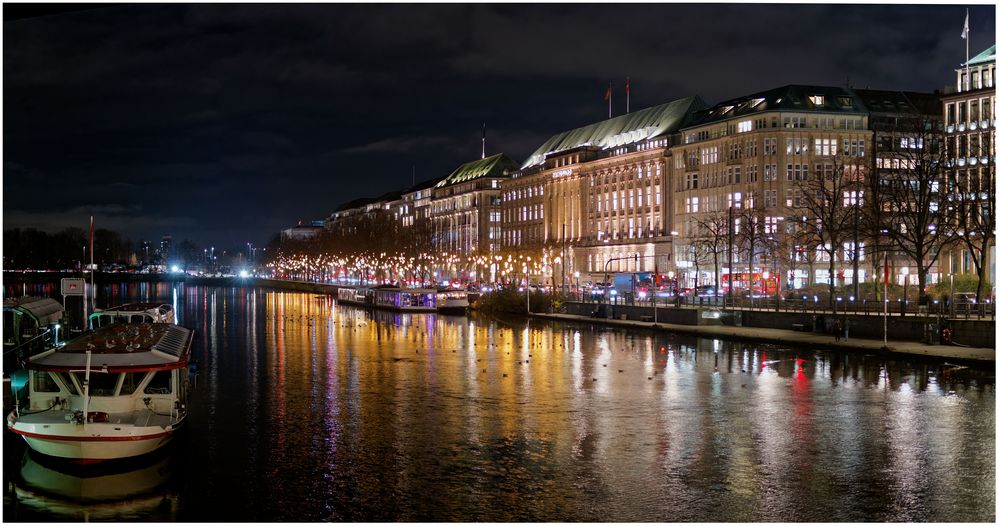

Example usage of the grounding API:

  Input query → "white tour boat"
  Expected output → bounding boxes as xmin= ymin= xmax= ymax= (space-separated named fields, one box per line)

xmin=88 ymin=303 xmax=175 ymax=330
xmin=6 ymin=322 xmax=194 ymax=463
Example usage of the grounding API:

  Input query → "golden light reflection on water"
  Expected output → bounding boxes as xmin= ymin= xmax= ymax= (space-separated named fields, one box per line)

xmin=21 ymin=287 xmax=984 ymax=522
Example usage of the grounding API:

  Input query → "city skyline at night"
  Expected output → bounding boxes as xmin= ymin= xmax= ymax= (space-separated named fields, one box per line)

xmin=3 ymin=3 xmax=995 ymax=249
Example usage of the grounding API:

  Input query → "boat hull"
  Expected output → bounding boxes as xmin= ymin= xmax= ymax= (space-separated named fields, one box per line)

xmin=8 ymin=418 xmax=181 ymax=463
xmin=437 ymin=304 xmax=468 ymax=314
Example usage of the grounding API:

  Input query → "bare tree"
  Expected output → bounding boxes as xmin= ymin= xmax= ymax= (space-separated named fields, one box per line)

xmin=789 ymin=156 xmax=860 ymax=309
xmin=684 ymin=237 xmax=713 ymax=290
xmin=948 ymin=130 xmax=995 ymax=304
xmin=694 ymin=211 xmax=731 ymax=294
xmin=879 ymin=117 xmax=952 ymax=305
xmin=735 ymin=195 xmax=768 ymax=300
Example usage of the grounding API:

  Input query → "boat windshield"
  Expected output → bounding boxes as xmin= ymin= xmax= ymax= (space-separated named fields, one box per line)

xmin=72 ymin=372 xmax=120 ymax=396
xmin=144 ymin=370 xmax=172 ymax=394
xmin=120 ymin=371 xmax=147 ymax=395
xmin=53 ymin=372 xmax=79 ymax=395
xmin=33 ymin=371 xmax=59 ymax=393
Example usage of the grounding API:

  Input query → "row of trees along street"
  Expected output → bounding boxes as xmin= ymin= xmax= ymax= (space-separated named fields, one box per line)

xmin=271 ymin=118 xmax=992 ymax=309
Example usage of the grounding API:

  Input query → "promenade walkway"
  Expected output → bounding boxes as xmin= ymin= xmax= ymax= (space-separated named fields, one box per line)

xmin=530 ymin=312 xmax=996 ymax=363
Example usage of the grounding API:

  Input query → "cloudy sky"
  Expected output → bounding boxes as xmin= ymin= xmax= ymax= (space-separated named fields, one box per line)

xmin=3 ymin=3 xmax=994 ymax=248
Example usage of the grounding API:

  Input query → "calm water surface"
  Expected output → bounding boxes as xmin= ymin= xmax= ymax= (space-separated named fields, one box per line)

xmin=3 ymin=283 xmax=995 ymax=521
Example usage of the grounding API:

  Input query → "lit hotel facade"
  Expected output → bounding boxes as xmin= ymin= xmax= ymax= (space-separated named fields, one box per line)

xmin=323 ymin=45 xmax=994 ymax=291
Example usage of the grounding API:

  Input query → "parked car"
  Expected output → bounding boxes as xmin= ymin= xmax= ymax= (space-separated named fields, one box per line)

xmin=695 ymin=285 xmax=721 ymax=297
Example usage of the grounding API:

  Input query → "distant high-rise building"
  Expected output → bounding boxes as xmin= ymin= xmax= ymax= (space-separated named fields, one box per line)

xmin=160 ymin=235 xmax=173 ymax=262
xmin=140 ymin=240 xmax=152 ymax=264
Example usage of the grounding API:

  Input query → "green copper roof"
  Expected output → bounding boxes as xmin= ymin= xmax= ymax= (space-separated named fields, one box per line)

xmin=435 ymin=153 xmax=519 ymax=188
xmin=965 ymin=45 xmax=996 ymax=66
xmin=683 ymin=85 xmax=868 ymax=129
xmin=521 ymin=95 xmax=708 ymax=168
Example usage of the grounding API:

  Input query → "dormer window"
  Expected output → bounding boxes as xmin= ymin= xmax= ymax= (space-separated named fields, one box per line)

xmin=810 ymin=95 xmax=825 ymax=106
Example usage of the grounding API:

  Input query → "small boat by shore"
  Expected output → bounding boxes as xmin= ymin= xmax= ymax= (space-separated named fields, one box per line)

xmin=6 ymin=323 xmax=194 ymax=463
xmin=88 ymin=303 xmax=175 ymax=329
xmin=436 ymin=288 xmax=469 ymax=314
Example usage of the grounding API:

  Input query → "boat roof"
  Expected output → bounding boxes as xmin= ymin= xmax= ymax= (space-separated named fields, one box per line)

xmin=95 ymin=303 xmax=172 ymax=313
xmin=371 ymin=286 xmax=436 ymax=293
xmin=28 ymin=323 xmax=193 ymax=372
xmin=3 ymin=296 xmax=64 ymax=326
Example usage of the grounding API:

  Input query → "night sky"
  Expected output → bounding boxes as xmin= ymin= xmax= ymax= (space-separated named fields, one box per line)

xmin=3 ymin=3 xmax=995 ymax=248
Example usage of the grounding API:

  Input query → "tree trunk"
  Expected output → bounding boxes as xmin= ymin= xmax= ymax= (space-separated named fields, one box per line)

xmin=916 ymin=251 xmax=929 ymax=306
xmin=713 ymin=252 xmax=720 ymax=299
xmin=828 ymin=251 xmax=837 ymax=311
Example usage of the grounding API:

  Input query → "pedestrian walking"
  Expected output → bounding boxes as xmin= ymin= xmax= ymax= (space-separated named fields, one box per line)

xmin=834 ymin=319 xmax=843 ymax=341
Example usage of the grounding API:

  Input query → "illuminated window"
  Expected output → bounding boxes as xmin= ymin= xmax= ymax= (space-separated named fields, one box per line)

xmin=738 ymin=120 xmax=752 ymax=133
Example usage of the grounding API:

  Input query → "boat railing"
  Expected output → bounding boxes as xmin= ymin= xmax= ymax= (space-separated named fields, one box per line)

xmin=3 ymin=328 xmax=54 ymax=368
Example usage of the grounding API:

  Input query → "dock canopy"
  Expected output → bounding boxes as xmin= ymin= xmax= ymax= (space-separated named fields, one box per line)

xmin=3 ymin=297 xmax=64 ymax=327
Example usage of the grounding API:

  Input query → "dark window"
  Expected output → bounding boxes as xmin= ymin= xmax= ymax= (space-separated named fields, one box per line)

xmin=120 ymin=372 xmax=146 ymax=395
xmin=144 ymin=370 xmax=172 ymax=394
xmin=73 ymin=372 xmax=120 ymax=396
xmin=33 ymin=371 xmax=59 ymax=393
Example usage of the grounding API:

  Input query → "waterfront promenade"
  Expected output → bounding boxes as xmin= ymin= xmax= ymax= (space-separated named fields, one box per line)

xmin=531 ymin=312 xmax=996 ymax=363
xmin=5 ymin=273 xmax=993 ymax=362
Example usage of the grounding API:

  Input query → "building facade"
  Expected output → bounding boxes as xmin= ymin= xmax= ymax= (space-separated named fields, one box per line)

xmin=670 ymin=85 xmax=875 ymax=290
xmin=501 ymin=96 xmax=707 ymax=284
xmin=429 ymin=153 xmax=517 ymax=257
xmin=941 ymin=45 xmax=995 ymax=284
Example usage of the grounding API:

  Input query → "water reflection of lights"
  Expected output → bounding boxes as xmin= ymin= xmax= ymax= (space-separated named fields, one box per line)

xmin=15 ymin=285 xmax=983 ymax=522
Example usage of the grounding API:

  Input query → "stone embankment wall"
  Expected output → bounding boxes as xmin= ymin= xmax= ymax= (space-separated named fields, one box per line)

xmin=563 ymin=302 xmax=995 ymax=348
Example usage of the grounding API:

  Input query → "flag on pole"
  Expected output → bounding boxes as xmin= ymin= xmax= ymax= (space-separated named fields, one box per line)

xmin=961 ymin=9 xmax=969 ymax=39
xmin=89 ymin=215 xmax=94 ymax=267
xmin=604 ymin=82 xmax=612 ymax=119
xmin=625 ymin=77 xmax=630 ymax=113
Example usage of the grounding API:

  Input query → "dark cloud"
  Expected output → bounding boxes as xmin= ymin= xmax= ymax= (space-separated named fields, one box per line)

xmin=4 ymin=3 xmax=994 ymax=248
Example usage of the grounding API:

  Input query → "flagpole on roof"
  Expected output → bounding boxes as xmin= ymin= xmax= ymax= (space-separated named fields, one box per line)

xmin=605 ymin=82 xmax=612 ymax=119
xmin=481 ymin=123 xmax=486 ymax=160
xmin=962 ymin=8 xmax=970 ymax=90
xmin=626 ymin=77 xmax=630 ymax=114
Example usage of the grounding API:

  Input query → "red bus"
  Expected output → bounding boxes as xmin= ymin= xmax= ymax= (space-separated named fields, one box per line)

xmin=721 ymin=272 xmax=780 ymax=296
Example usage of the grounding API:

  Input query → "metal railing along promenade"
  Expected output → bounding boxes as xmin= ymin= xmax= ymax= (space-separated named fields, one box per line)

xmin=561 ymin=292 xmax=995 ymax=319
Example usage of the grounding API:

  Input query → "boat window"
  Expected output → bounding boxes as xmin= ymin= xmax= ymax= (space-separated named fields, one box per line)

xmin=75 ymin=372 xmax=121 ymax=396
xmin=52 ymin=372 xmax=79 ymax=395
xmin=90 ymin=314 xmax=116 ymax=329
xmin=3 ymin=311 xmax=16 ymax=345
xmin=33 ymin=371 xmax=60 ymax=393
xmin=120 ymin=372 xmax=146 ymax=395
xmin=144 ymin=370 xmax=172 ymax=394
xmin=131 ymin=314 xmax=151 ymax=323
xmin=158 ymin=305 xmax=172 ymax=315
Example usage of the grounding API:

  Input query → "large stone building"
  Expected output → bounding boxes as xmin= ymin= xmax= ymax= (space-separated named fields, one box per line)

xmin=670 ymin=85 xmax=874 ymax=290
xmin=501 ymin=96 xmax=708 ymax=283
xmin=430 ymin=153 xmax=518 ymax=256
xmin=852 ymin=88 xmax=943 ymax=288
xmin=941 ymin=45 xmax=995 ymax=284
